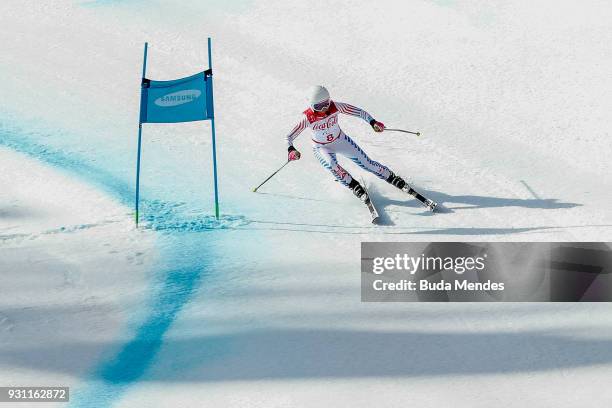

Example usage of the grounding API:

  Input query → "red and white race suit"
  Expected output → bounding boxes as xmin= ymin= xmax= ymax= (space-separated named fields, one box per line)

xmin=285 ymin=101 xmax=391 ymax=186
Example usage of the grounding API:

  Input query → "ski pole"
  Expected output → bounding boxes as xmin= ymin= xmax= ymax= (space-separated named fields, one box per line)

xmin=252 ymin=161 xmax=291 ymax=192
xmin=384 ymin=128 xmax=421 ymax=136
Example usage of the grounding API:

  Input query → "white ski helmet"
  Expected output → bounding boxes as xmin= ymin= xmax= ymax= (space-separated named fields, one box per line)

xmin=309 ymin=85 xmax=330 ymax=109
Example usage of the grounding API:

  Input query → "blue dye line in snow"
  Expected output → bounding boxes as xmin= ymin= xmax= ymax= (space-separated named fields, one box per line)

xmin=100 ymin=266 xmax=206 ymax=383
xmin=71 ymin=255 xmax=212 ymax=407
xmin=0 ymin=127 xmax=235 ymax=406
xmin=0 ymin=128 xmax=134 ymax=206
xmin=0 ymin=129 xmax=247 ymax=232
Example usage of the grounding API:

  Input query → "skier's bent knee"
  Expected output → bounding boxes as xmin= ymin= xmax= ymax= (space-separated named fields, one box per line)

xmin=331 ymin=165 xmax=352 ymax=186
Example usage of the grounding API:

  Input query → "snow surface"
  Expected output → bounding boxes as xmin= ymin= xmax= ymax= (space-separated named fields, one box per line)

xmin=0 ymin=147 xmax=157 ymax=407
xmin=1 ymin=0 xmax=612 ymax=407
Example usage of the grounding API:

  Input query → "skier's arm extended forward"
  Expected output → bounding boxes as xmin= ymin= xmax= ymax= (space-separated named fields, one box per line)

xmin=286 ymin=116 xmax=308 ymax=161
xmin=335 ymin=102 xmax=385 ymax=132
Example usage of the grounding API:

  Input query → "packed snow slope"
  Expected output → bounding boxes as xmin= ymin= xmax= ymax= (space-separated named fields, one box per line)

xmin=1 ymin=1 xmax=612 ymax=407
xmin=0 ymin=147 xmax=158 ymax=408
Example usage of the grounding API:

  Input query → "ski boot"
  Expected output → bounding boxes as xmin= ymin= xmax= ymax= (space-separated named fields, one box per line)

xmin=349 ymin=179 xmax=369 ymax=203
xmin=349 ymin=178 xmax=380 ymax=223
xmin=386 ymin=171 xmax=437 ymax=212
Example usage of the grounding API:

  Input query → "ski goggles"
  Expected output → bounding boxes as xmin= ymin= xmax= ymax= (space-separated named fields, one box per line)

xmin=312 ymin=99 xmax=331 ymax=111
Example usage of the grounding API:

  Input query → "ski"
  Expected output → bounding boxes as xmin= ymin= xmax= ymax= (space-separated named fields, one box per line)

xmin=402 ymin=185 xmax=437 ymax=212
xmin=359 ymin=177 xmax=380 ymax=224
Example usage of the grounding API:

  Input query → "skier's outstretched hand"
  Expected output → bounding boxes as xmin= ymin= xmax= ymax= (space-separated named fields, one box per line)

xmin=370 ymin=119 xmax=386 ymax=133
xmin=288 ymin=146 xmax=301 ymax=161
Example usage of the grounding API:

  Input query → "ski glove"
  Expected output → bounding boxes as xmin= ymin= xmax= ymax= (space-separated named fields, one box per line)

xmin=288 ymin=146 xmax=301 ymax=161
xmin=370 ymin=119 xmax=385 ymax=132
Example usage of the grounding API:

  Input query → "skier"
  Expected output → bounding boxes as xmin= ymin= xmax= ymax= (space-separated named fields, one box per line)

xmin=285 ymin=85 xmax=436 ymax=214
